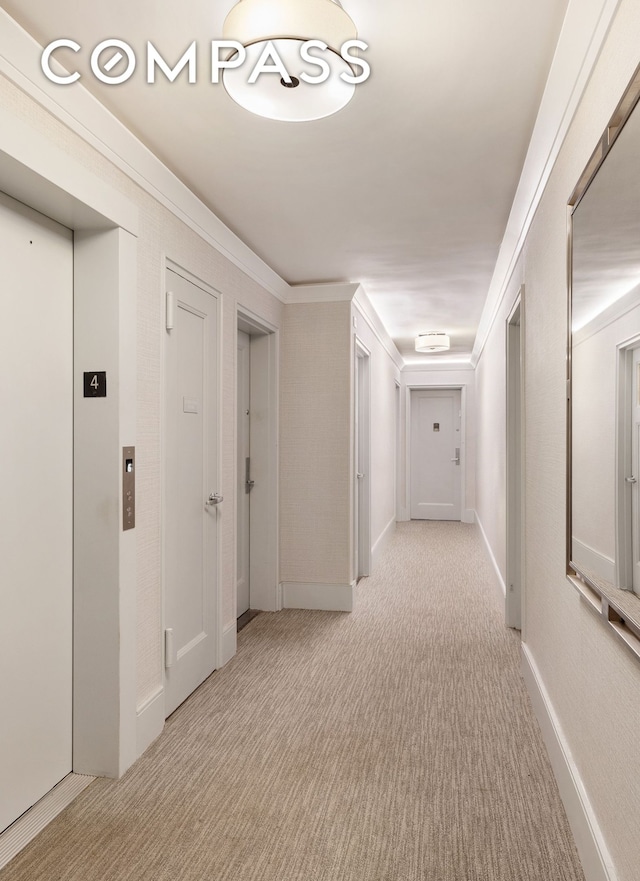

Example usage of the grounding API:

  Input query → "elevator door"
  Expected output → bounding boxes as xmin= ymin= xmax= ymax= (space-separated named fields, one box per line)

xmin=0 ymin=192 xmax=73 ymax=832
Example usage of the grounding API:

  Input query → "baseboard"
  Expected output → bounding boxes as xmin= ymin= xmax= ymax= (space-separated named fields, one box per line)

xmin=371 ymin=517 xmax=396 ymax=567
xmin=475 ymin=513 xmax=507 ymax=603
xmin=221 ymin=623 xmax=237 ymax=667
xmin=462 ymin=508 xmax=476 ymax=524
xmin=136 ymin=688 xmax=164 ymax=757
xmin=282 ymin=581 xmax=354 ymax=612
xmin=521 ymin=645 xmax=618 ymax=881
xmin=0 ymin=773 xmax=94 ymax=870
xmin=571 ymin=538 xmax=615 ymax=584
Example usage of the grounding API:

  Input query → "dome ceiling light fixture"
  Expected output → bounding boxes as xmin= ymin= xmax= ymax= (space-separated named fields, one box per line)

xmin=415 ymin=332 xmax=451 ymax=353
xmin=221 ymin=0 xmax=362 ymax=122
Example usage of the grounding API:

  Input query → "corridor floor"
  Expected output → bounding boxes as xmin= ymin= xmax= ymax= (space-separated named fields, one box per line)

xmin=0 ymin=522 xmax=585 ymax=881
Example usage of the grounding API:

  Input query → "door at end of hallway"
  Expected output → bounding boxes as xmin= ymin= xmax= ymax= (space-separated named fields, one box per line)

xmin=410 ymin=388 xmax=462 ymax=521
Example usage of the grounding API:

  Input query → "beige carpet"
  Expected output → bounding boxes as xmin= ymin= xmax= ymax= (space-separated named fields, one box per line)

xmin=1 ymin=522 xmax=585 ymax=881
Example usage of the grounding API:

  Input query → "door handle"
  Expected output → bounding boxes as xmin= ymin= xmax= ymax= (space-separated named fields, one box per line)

xmin=245 ymin=457 xmax=255 ymax=493
xmin=626 ymin=476 xmax=637 ymax=484
xmin=451 ymin=447 xmax=460 ymax=465
xmin=206 ymin=492 xmax=224 ymax=506
xmin=356 ymin=472 xmax=365 ymax=479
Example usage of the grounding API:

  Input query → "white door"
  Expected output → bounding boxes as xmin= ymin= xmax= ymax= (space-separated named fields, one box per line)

xmin=354 ymin=346 xmax=371 ymax=579
xmin=0 ymin=192 xmax=73 ymax=831
xmin=631 ymin=347 xmax=640 ymax=593
xmin=410 ymin=389 xmax=462 ymax=520
xmin=506 ymin=303 xmax=523 ymax=629
xmin=164 ymin=268 xmax=219 ymax=717
xmin=237 ymin=330 xmax=251 ymax=618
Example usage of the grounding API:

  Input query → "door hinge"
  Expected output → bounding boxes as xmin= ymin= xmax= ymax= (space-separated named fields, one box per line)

xmin=166 ymin=290 xmax=175 ymax=331
xmin=164 ymin=628 xmax=175 ymax=669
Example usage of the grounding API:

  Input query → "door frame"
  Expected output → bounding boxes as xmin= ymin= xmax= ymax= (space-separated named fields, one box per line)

xmin=161 ymin=260 xmax=223 ymax=713
xmin=0 ymin=111 xmax=139 ymax=778
xmin=236 ymin=305 xmax=280 ymax=612
xmin=506 ymin=289 xmax=525 ymax=630
xmin=405 ymin=384 xmax=471 ymax=523
xmin=615 ymin=333 xmax=640 ymax=590
xmin=354 ymin=339 xmax=372 ymax=579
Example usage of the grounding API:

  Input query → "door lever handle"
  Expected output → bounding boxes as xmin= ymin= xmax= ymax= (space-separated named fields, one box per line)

xmin=626 ymin=476 xmax=637 ymax=484
xmin=206 ymin=492 xmax=224 ymax=506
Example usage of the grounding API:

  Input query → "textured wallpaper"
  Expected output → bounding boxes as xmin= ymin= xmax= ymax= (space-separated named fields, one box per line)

xmin=0 ymin=74 xmax=283 ymax=711
xmin=280 ymin=302 xmax=352 ymax=585
xmin=476 ymin=2 xmax=640 ymax=877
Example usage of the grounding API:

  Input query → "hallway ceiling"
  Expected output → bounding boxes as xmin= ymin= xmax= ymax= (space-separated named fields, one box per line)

xmin=3 ymin=0 xmax=570 ymax=362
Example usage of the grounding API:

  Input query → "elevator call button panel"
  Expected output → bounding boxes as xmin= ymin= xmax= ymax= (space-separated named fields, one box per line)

xmin=123 ymin=446 xmax=135 ymax=531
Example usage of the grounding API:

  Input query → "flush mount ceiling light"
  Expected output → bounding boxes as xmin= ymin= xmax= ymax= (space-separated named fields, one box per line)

xmin=415 ymin=332 xmax=451 ymax=353
xmin=222 ymin=0 xmax=358 ymax=122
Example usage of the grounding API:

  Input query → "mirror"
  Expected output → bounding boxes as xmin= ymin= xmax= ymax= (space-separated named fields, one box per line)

xmin=570 ymin=81 xmax=640 ymax=613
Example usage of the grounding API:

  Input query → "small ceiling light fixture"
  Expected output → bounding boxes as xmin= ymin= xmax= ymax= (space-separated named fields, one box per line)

xmin=415 ymin=332 xmax=451 ymax=353
xmin=222 ymin=0 xmax=359 ymax=122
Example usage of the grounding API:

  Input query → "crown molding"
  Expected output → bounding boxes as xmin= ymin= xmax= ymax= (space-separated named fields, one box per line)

xmin=287 ymin=282 xmax=360 ymax=303
xmin=0 ymin=8 xmax=291 ymax=303
xmin=472 ymin=0 xmax=623 ymax=365
xmin=402 ymin=360 xmax=475 ymax=373
xmin=352 ymin=287 xmax=405 ymax=371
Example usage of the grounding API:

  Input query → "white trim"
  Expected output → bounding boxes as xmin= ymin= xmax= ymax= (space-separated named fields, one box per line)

xmin=0 ymin=774 xmax=94 ymax=871
xmin=236 ymin=306 xmax=280 ymax=614
xmin=506 ymin=290 xmax=525 ymax=631
xmin=476 ymin=514 xmax=507 ymax=604
xmin=136 ymin=689 xmax=164 ymax=756
xmin=221 ymin=624 xmax=237 ymax=667
xmin=462 ymin=509 xmax=476 ymax=524
xmin=473 ymin=0 xmax=623 ymax=366
xmin=0 ymin=8 xmax=290 ymax=304
xmin=282 ymin=582 xmax=354 ymax=612
xmin=0 ymin=118 xmax=139 ymax=779
xmin=571 ymin=537 xmax=616 ymax=584
xmin=352 ymin=287 xmax=405 ymax=371
xmin=573 ymin=282 xmax=640 ymax=346
xmin=0 ymin=107 xmax=138 ymax=236
xmin=288 ymin=282 xmax=360 ymax=303
xmin=402 ymin=361 xmax=475 ymax=373
xmin=371 ymin=517 xmax=396 ymax=567
xmin=521 ymin=645 xmax=619 ymax=881
xmin=355 ymin=338 xmax=372 ymax=580
xmin=614 ymin=339 xmax=640 ymax=591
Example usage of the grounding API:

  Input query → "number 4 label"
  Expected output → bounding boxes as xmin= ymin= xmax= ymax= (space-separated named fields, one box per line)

xmin=83 ymin=371 xmax=107 ymax=397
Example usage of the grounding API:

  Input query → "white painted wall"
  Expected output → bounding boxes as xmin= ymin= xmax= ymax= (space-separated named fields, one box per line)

xmin=476 ymin=2 xmax=640 ymax=878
